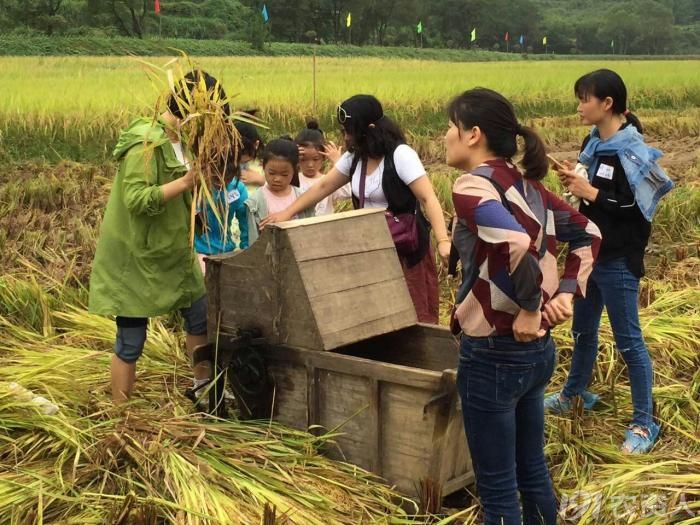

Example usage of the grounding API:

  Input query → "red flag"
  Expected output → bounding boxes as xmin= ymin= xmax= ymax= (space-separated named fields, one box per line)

xmin=505 ymin=32 xmax=510 ymax=41
xmin=155 ymin=0 xmax=161 ymax=15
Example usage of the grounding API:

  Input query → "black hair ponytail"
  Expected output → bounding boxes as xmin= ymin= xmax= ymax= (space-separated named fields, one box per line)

xmin=448 ymin=87 xmax=549 ymax=180
xmin=518 ymin=125 xmax=549 ymax=181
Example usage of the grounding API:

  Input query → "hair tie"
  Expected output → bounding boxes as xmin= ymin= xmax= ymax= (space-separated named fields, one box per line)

xmin=623 ymin=109 xmax=630 ymax=116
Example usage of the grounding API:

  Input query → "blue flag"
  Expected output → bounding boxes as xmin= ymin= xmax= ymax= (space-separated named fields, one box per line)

xmin=519 ymin=34 xmax=524 ymax=45
xmin=261 ymin=4 xmax=269 ymax=23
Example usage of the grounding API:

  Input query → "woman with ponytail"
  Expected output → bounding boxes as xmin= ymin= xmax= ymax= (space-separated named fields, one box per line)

xmin=544 ymin=69 xmax=673 ymax=455
xmin=447 ymin=87 xmax=601 ymax=524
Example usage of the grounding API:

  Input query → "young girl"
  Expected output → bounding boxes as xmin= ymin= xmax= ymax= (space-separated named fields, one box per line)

xmin=447 ymin=87 xmax=601 ymax=524
xmin=296 ymin=120 xmax=350 ymax=216
xmin=236 ymin=114 xmax=266 ymax=192
xmin=545 ymin=69 xmax=673 ymax=454
xmin=194 ymin=149 xmax=249 ymax=274
xmin=245 ymin=137 xmax=315 ymax=244
xmin=262 ymin=95 xmax=450 ymax=324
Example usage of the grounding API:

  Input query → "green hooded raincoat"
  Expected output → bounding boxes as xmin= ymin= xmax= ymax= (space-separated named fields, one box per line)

xmin=88 ymin=118 xmax=205 ymax=318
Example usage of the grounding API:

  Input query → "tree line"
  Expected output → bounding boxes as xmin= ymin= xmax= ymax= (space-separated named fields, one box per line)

xmin=1 ymin=0 xmax=698 ymax=54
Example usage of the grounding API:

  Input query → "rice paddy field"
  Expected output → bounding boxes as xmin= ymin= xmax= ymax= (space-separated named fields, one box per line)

xmin=0 ymin=56 xmax=699 ymax=524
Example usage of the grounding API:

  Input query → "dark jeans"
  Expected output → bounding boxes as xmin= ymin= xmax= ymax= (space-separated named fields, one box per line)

xmin=562 ymin=258 xmax=654 ymax=428
xmin=457 ymin=333 xmax=558 ymax=525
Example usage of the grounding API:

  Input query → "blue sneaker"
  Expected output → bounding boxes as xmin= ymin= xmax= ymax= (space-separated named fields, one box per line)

xmin=621 ymin=422 xmax=660 ymax=454
xmin=544 ymin=391 xmax=600 ymax=413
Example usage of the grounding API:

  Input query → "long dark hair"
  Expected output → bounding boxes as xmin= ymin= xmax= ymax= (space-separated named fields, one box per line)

xmin=447 ymin=87 xmax=548 ymax=181
xmin=337 ymin=94 xmax=405 ymax=159
xmin=261 ymin=137 xmax=300 ymax=187
xmin=574 ymin=69 xmax=643 ymax=133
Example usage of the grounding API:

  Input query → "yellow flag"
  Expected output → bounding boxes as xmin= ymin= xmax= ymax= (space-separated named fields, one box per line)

xmin=542 ymin=36 xmax=547 ymax=45
xmin=470 ymin=28 xmax=476 ymax=42
xmin=346 ymin=12 xmax=352 ymax=28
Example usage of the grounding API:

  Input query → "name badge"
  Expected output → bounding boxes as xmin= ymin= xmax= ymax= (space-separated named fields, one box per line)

xmin=227 ymin=189 xmax=241 ymax=203
xmin=595 ymin=163 xmax=615 ymax=180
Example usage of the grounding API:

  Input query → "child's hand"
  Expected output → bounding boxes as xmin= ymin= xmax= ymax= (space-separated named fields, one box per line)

xmin=322 ymin=141 xmax=343 ymax=164
xmin=542 ymin=293 xmax=574 ymax=327
xmin=260 ymin=211 xmax=293 ymax=229
xmin=240 ymin=168 xmax=265 ymax=187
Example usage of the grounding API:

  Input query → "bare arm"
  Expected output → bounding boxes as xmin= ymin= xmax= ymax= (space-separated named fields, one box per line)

xmin=408 ymin=175 xmax=450 ymax=260
xmin=260 ymin=168 xmax=349 ymax=226
xmin=162 ymin=171 xmax=195 ymax=203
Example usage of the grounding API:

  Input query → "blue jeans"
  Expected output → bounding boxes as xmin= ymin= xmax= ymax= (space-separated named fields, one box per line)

xmin=457 ymin=333 xmax=558 ymax=525
xmin=562 ymin=258 xmax=654 ymax=428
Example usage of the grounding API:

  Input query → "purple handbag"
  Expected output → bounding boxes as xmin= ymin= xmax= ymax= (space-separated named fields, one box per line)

xmin=358 ymin=160 xmax=420 ymax=257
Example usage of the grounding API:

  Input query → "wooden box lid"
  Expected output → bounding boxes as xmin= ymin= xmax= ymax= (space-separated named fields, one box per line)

xmin=206 ymin=209 xmax=417 ymax=351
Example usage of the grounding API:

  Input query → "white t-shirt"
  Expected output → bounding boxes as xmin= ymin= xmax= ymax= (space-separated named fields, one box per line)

xmin=334 ymin=144 xmax=426 ymax=209
xmin=170 ymin=142 xmax=190 ymax=169
xmin=299 ymin=173 xmax=352 ymax=215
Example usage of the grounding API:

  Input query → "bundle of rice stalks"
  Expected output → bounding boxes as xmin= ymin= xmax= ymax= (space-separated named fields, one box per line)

xmin=0 ymin=273 xmax=420 ymax=524
xmin=142 ymin=56 xmax=265 ymax=249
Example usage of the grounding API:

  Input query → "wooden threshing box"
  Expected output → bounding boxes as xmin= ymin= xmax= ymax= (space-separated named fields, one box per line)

xmin=206 ymin=209 xmax=473 ymax=499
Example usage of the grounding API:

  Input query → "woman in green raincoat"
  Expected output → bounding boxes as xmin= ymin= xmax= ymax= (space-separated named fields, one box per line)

xmin=89 ymin=70 xmax=224 ymax=404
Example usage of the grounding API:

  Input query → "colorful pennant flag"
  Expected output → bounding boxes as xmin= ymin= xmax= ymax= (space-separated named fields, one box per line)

xmin=346 ymin=12 xmax=352 ymax=28
xmin=470 ymin=28 xmax=476 ymax=42
xmin=261 ymin=4 xmax=269 ymax=23
xmin=542 ymin=36 xmax=547 ymax=45
xmin=417 ymin=21 xmax=423 ymax=34
xmin=505 ymin=31 xmax=509 ymax=41
xmin=154 ymin=0 xmax=160 ymax=15
xmin=519 ymin=34 xmax=524 ymax=45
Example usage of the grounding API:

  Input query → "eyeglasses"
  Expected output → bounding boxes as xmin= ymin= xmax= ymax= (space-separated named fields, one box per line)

xmin=337 ymin=105 xmax=352 ymax=124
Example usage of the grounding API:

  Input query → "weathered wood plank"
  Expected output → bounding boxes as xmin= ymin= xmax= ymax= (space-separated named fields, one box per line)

xmin=262 ymin=345 xmax=444 ymax=391
xmin=380 ymin=383 xmax=435 ymax=495
xmin=266 ymin=361 xmax=308 ymax=429
xmin=317 ymin=370 xmax=373 ymax=470
xmin=284 ymin=211 xmax=395 ymax=262
xmin=310 ymin=277 xmax=416 ymax=333
xmin=368 ymin=378 xmax=382 ymax=474
xmin=274 ymin=208 xmax=383 ymax=229
xmin=297 ymin=249 xmax=405 ymax=298
xmin=336 ymin=325 xmax=460 ymax=371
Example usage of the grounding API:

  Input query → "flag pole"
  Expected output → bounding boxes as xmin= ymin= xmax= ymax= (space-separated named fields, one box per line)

xmin=312 ymin=51 xmax=317 ymax=115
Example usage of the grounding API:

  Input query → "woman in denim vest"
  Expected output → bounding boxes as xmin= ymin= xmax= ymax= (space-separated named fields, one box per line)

xmin=544 ymin=69 xmax=672 ymax=454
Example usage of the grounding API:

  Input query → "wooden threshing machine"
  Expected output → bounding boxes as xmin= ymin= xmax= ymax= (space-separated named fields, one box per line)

xmin=204 ymin=209 xmax=474 ymax=499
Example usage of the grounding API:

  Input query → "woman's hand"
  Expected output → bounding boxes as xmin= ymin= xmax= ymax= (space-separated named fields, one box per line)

xmin=512 ymin=309 xmax=546 ymax=342
xmin=557 ymin=160 xmax=598 ymax=201
xmin=436 ymin=239 xmax=451 ymax=265
xmin=259 ymin=211 xmax=293 ymax=229
xmin=321 ymin=141 xmax=343 ymax=164
xmin=542 ymin=293 xmax=574 ymax=327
